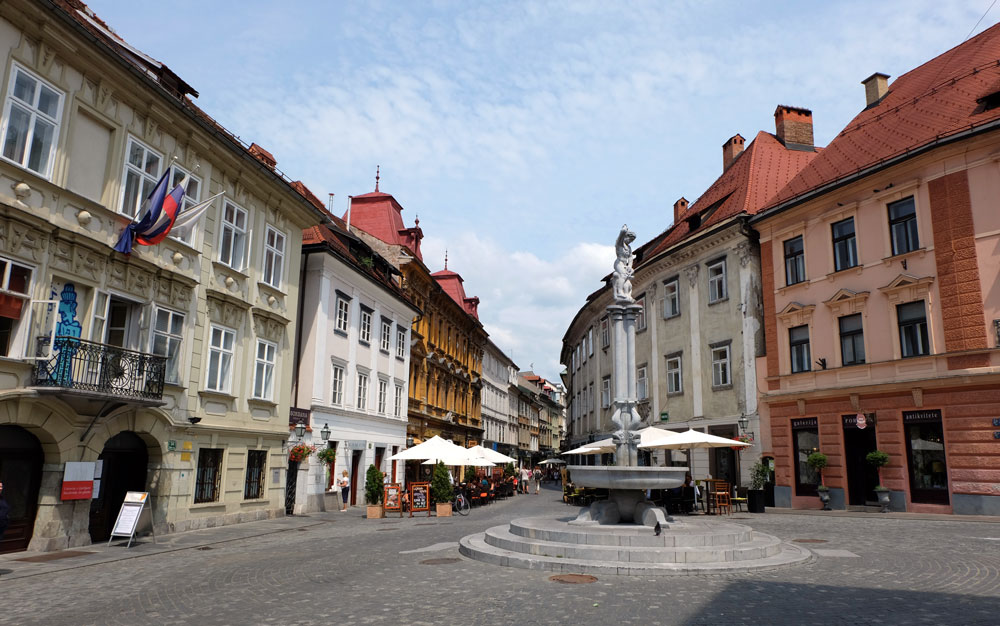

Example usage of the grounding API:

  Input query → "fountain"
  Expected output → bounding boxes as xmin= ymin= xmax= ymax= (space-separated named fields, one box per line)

xmin=458 ymin=226 xmax=811 ymax=575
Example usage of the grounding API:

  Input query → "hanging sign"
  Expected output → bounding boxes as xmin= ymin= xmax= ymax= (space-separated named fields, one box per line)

xmin=108 ymin=491 xmax=155 ymax=548
xmin=856 ymin=414 xmax=867 ymax=429
xmin=409 ymin=482 xmax=430 ymax=517
xmin=61 ymin=461 xmax=96 ymax=500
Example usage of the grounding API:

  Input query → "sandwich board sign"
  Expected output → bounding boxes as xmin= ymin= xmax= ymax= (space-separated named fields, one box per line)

xmin=108 ymin=491 xmax=155 ymax=548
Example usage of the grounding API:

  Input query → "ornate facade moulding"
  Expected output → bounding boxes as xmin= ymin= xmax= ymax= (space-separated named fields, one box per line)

xmin=206 ymin=291 xmax=251 ymax=329
xmin=823 ymin=288 xmax=870 ymax=316
xmin=877 ymin=273 xmax=934 ymax=304
xmin=776 ymin=301 xmax=816 ymax=327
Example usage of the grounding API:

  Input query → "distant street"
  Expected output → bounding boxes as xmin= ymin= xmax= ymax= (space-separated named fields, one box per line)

xmin=1 ymin=485 xmax=998 ymax=625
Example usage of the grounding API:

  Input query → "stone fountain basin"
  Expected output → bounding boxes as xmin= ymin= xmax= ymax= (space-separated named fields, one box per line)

xmin=568 ymin=465 xmax=688 ymax=490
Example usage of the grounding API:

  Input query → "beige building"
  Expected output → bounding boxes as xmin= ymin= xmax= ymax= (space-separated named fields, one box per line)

xmin=0 ymin=0 xmax=326 ymax=553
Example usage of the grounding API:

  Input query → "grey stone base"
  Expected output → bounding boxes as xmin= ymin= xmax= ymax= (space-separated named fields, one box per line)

xmin=953 ymin=493 xmax=1000 ymax=516
xmin=774 ymin=485 xmax=792 ymax=508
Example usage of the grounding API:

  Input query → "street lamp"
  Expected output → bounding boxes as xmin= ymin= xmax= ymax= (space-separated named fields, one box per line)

xmin=293 ymin=422 xmax=306 ymax=440
xmin=737 ymin=413 xmax=749 ymax=433
xmin=320 ymin=423 xmax=331 ymax=441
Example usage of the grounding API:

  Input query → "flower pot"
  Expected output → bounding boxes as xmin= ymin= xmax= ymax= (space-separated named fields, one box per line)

xmin=876 ymin=489 xmax=891 ymax=513
xmin=817 ymin=489 xmax=831 ymax=511
xmin=747 ymin=489 xmax=766 ymax=513
xmin=366 ymin=505 xmax=384 ymax=519
xmin=436 ymin=502 xmax=452 ymax=517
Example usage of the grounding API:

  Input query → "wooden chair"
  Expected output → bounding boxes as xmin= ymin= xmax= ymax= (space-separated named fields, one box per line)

xmin=712 ymin=481 xmax=732 ymax=515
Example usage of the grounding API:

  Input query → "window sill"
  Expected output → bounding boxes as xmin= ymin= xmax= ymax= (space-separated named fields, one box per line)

xmin=395 ymin=355 xmax=405 ymax=362
xmin=881 ymin=247 xmax=927 ymax=265
xmin=707 ymin=297 xmax=729 ymax=306
xmin=212 ymin=260 xmax=250 ymax=280
xmin=248 ymin=397 xmax=277 ymax=408
xmin=334 ymin=329 xmax=348 ymax=338
xmin=190 ymin=501 xmax=226 ymax=509
xmin=257 ymin=280 xmax=287 ymax=299
xmin=662 ymin=313 xmax=681 ymax=321
xmin=379 ymin=349 xmax=390 ymax=356
xmin=636 ymin=326 xmax=648 ymax=334
xmin=198 ymin=389 xmax=236 ymax=401
xmin=240 ymin=498 xmax=270 ymax=505
xmin=711 ymin=384 xmax=733 ymax=391
xmin=359 ymin=340 xmax=371 ymax=348
xmin=666 ymin=391 xmax=683 ymax=397
xmin=826 ymin=265 xmax=863 ymax=280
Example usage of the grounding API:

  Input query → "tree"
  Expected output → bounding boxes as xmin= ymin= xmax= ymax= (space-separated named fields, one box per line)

xmin=806 ymin=452 xmax=828 ymax=488
xmin=431 ymin=461 xmax=453 ymax=504
xmin=364 ymin=464 xmax=384 ymax=505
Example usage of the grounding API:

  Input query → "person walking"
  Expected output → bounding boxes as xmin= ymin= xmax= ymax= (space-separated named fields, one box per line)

xmin=0 ymin=481 xmax=9 ymax=541
xmin=533 ymin=467 xmax=542 ymax=494
xmin=519 ymin=466 xmax=531 ymax=494
xmin=338 ymin=470 xmax=350 ymax=511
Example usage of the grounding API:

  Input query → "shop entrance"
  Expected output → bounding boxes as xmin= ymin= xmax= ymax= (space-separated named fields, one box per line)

xmin=0 ymin=425 xmax=43 ymax=553
xmin=89 ymin=431 xmax=148 ymax=542
xmin=842 ymin=417 xmax=878 ymax=506
xmin=708 ymin=425 xmax=737 ymax=485
xmin=350 ymin=450 xmax=362 ymax=506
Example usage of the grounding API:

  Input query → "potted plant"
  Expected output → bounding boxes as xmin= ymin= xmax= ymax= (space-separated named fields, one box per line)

xmin=747 ymin=460 xmax=769 ymax=513
xmin=364 ymin=464 xmax=385 ymax=519
xmin=464 ymin=466 xmax=478 ymax=483
xmin=431 ymin=461 xmax=453 ymax=517
xmin=866 ymin=450 xmax=891 ymax=513
xmin=288 ymin=443 xmax=316 ymax=463
xmin=806 ymin=452 xmax=831 ymax=510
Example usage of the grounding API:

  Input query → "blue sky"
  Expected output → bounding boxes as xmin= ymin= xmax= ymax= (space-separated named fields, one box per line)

xmin=88 ymin=0 xmax=993 ymax=381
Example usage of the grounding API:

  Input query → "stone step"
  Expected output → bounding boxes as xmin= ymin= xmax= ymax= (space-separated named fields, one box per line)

xmin=508 ymin=516 xmax=753 ymax=548
xmin=459 ymin=532 xmax=814 ymax=576
xmin=484 ymin=524 xmax=783 ymax=563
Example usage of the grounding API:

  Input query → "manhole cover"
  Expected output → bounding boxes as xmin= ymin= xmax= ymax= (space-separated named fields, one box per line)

xmin=550 ymin=574 xmax=598 ymax=584
xmin=376 ymin=528 xmax=398 ymax=532
xmin=793 ymin=539 xmax=828 ymax=544
xmin=420 ymin=558 xmax=460 ymax=565
xmin=197 ymin=546 xmax=213 ymax=551
xmin=416 ymin=523 xmax=436 ymax=526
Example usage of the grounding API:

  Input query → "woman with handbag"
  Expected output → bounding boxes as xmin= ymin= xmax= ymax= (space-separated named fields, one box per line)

xmin=338 ymin=470 xmax=350 ymax=511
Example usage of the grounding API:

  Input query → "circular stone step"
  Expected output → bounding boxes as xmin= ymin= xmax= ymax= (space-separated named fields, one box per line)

xmin=508 ymin=516 xmax=753 ymax=548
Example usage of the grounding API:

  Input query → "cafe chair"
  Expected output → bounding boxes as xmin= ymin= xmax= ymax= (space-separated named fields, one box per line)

xmin=731 ymin=487 xmax=748 ymax=513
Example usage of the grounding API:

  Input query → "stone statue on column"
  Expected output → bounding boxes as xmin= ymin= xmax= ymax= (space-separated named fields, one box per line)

xmin=612 ymin=225 xmax=636 ymax=303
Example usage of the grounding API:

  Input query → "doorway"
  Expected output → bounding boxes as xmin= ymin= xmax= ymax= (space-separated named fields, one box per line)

xmin=0 ymin=426 xmax=43 ymax=553
xmin=89 ymin=431 xmax=148 ymax=542
xmin=709 ymin=425 xmax=737 ymax=485
xmin=843 ymin=420 xmax=878 ymax=505
xmin=350 ymin=450 xmax=362 ymax=506
xmin=285 ymin=460 xmax=299 ymax=515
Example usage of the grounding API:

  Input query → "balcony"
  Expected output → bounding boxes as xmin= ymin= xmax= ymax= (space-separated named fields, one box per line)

xmin=31 ymin=336 xmax=167 ymax=405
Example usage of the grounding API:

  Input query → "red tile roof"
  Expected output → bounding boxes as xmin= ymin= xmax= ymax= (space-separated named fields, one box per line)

xmin=343 ymin=190 xmax=424 ymax=261
xmin=431 ymin=269 xmax=481 ymax=320
xmin=766 ymin=22 xmax=1000 ymax=210
xmin=640 ymin=130 xmax=818 ymax=263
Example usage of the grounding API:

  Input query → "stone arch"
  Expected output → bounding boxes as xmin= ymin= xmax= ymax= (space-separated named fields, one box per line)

xmin=81 ymin=405 xmax=169 ymax=464
xmin=0 ymin=393 xmax=82 ymax=465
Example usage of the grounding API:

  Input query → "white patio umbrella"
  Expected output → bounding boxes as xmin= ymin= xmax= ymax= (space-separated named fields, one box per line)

xmin=421 ymin=453 xmax=494 ymax=467
xmin=389 ymin=435 xmax=464 ymax=461
xmin=539 ymin=458 xmax=566 ymax=465
xmin=467 ymin=444 xmax=517 ymax=465
xmin=637 ymin=428 xmax=752 ymax=451
xmin=562 ymin=438 xmax=616 ymax=456
xmin=634 ymin=426 xmax=680 ymax=447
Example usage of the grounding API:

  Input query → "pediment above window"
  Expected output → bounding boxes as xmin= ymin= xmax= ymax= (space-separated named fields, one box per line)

xmin=878 ymin=274 xmax=933 ymax=304
xmin=823 ymin=288 xmax=870 ymax=316
xmin=777 ymin=301 xmax=815 ymax=327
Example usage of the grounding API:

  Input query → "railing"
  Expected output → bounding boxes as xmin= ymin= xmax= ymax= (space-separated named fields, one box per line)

xmin=31 ymin=336 xmax=167 ymax=402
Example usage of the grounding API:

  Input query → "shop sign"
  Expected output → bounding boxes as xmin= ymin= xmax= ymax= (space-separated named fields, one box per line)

xmin=903 ymin=409 xmax=942 ymax=424
xmin=791 ymin=418 xmax=818 ymax=429
xmin=842 ymin=413 xmax=876 ymax=429
xmin=167 ymin=440 xmax=177 ymax=452
xmin=61 ymin=461 xmax=96 ymax=500
xmin=345 ymin=439 xmax=366 ymax=450
xmin=856 ymin=414 xmax=867 ymax=429
xmin=289 ymin=407 xmax=311 ymax=428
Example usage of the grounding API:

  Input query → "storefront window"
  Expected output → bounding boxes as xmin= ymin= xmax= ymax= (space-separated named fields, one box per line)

xmin=792 ymin=418 xmax=819 ymax=496
xmin=903 ymin=410 xmax=948 ymax=505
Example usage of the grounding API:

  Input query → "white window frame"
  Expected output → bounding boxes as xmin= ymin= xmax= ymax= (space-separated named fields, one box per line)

xmin=663 ymin=279 xmax=680 ymax=318
xmin=119 ymin=136 xmax=163 ymax=218
xmin=356 ymin=370 xmax=369 ymax=410
xmin=394 ymin=383 xmax=403 ymax=417
xmin=262 ymin=225 xmax=286 ymax=289
xmin=0 ymin=256 xmax=34 ymax=358
xmin=206 ymin=324 xmax=236 ymax=393
xmin=588 ymin=327 xmax=594 ymax=356
xmin=380 ymin=319 xmax=392 ymax=352
xmin=359 ymin=308 xmax=372 ymax=344
xmin=708 ymin=259 xmax=727 ymax=303
xmin=253 ymin=338 xmax=277 ymax=400
xmin=168 ymin=165 xmax=202 ymax=244
xmin=711 ymin=344 xmax=731 ymax=387
xmin=636 ymin=296 xmax=646 ymax=330
xmin=601 ymin=376 xmax=611 ymax=408
xmin=396 ymin=326 xmax=406 ymax=358
xmin=150 ymin=306 xmax=184 ymax=385
xmin=666 ymin=355 xmax=682 ymax=394
xmin=335 ymin=296 xmax=350 ymax=334
xmin=588 ymin=382 xmax=594 ymax=413
xmin=637 ymin=365 xmax=648 ymax=400
xmin=1 ymin=63 xmax=63 ymax=179
xmin=218 ymin=200 xmax=248 ymax=271
xmin=377 ymin=378 xmax=388 ymax=414
xmin=600 ymin=317 xmax=610 ymax=348
xmin=331 ymin=363 xmax=345 ymax=405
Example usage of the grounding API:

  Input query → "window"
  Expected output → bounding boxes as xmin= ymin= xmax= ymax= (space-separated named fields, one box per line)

xmin=708 ymin=259 xmax=727 ymax=302
xmin=151 ymin=308 xmax=184 ymax=385
xmin=168 ymin=166 xmax=201 ymax=243
xmin=194 ymin=448 xmax=224 ymax=503
xmin=789 ymin=325 xmax=811 ymax=373
xmin=356 ymin=371 xmax=369 ymax=409
xmin=359 ymin=308 xmax=372 ymax=344
xmin=262 ymin=226 xmax=286 ymax=288
xmin=600 ymin=317 xmax=610 ymax=348
xmin=377 ymin=379 xmax=388 ymax=414
xmin=636 ymin=296 xmax=646 ymax=330
xmin=792 ymin=422 xmax=820 ymax=496
xmin=396 ymin=327 xmax=406 ymax=358
xmin=380 ymin=320 xmax=392 ymax=352
xmin=120 ymin=137 xmax=162 ymax=218
xmin=588 ymin=382 xmax=594 ymax=412
xmin=663 ymin=279 xmax=680 ymax=317
xmin=1 ymin=64 xmax=63 ymax=177
xmin=335 ymin=296 xmax=350 ymax=334
xmin=903 ymin=411 xmax=948 ymax=504
xmin=636 ymin=366 xmax=647 ymax=400
xmin=839 ymin=314 xmax=865 ymax=366
xmin=831 ymin=217 xmax=857 ymax=271
xmin=394 ymin=384 xmax=403 ymax=417
xmin=601 ymin=377 xmax=611 ymax=408
xmin=331 ymin=364 xmax=344 ymax=405
xmin=219 ymin=201 xmax=248 ymax=270
xmin=588 ymin=327 xmax=594 ymax=356
xmin=253 ymin=339 xmax=277 ymax=400
xmin=898 ymin=301 xmax=929 ymax=358
xmin=711 ymin=344 xmax=731 ymax=387
xmin=889 ymin=197 xmax=919 ymax=255
xmin=666 ymin=355 xmax=682 ymax=394
xmin=244 ymin=449 xmax=266 ymax=500
xmin=783 ymin=236 xmax=805 ymax=285
xmin=206 ymin=325 xmax=235 ymax=393
xmin=581 ymin=334 xmax=587 ymax=362
xmin=0 ymin=256 xmax=32 ymax=357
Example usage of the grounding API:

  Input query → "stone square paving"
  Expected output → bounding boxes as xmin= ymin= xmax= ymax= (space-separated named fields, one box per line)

xmin=0 ymin=484 xmax=998 ymax=625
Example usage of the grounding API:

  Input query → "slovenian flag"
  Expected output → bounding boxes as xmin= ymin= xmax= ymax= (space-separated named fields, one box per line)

xmin=113 ymin=169 xmax=185 ymax=254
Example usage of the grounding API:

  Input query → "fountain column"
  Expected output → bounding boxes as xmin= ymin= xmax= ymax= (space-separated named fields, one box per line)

xmin=608 ymin=302 xmax=643 ymax=467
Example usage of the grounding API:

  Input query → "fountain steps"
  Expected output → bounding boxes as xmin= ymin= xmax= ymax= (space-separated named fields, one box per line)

xmin=459 ymin=517 xmax=814 ymax=576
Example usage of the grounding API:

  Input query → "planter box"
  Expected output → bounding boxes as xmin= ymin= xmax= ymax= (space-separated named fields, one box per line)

xmin=436 ymin=502 xmax=452 ymax=517
xmin=366 ymin=505 xmax=384 ymax=519
xmin=747 ymin=489 xmax=766 ymax=513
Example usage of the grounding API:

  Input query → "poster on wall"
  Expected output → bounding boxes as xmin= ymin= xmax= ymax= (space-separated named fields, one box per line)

xmin=61 ymin=461 xmax=96 ymax=500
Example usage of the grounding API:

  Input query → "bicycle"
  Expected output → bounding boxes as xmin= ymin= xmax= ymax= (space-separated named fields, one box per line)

xmin=452 ymin=490 xmax=470 ymax=515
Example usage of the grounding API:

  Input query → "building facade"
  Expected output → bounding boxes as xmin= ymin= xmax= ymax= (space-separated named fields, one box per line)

xmin=753 ymin=29 xmax=1000 ymax=515
xmin=481 ymin=338 xmax=518 ymax=458
xmin=292 ymin=218 xmax=419 ymax=513
xmin=0 ymin=0 xmax=326 ymax=553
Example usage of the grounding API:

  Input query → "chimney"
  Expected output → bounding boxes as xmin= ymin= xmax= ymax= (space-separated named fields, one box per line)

xmin=774 ymin=106 xmax=814 ymax=150
xmin=862 ymin=72 xmax=890 ymax=107
xmin=673 ymin=197 xmax=688 ymax=223
xmin=722 ymin=134 xmax=745 ymax=171
xmin=248 ymin=143 xmax=276 ymax=169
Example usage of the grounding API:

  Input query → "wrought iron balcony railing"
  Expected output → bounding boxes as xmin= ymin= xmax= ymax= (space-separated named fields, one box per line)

xmin=31 ymin=336 xmax=167 ymax=402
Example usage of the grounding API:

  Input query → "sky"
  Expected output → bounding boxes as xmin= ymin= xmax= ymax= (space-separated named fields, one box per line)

xmin=87 ymin=0 xmax=996 ymax=382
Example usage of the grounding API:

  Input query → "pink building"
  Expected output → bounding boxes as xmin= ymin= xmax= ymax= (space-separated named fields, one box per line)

xmin=753 ymin=25 xmax=1000 ymax=515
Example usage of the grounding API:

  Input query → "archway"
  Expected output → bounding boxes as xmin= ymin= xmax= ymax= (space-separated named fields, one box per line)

xmin=0 ymin=425 xmax=43 ymax=553
xmin=89 ymin=431 xmax=148 ymax=542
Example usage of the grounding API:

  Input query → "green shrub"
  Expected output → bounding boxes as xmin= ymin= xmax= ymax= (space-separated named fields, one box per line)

xmin=364 ymin=464 xmax=384 ymax=505
xmin=430 ymin=461 xmax=453 ymax=504
xmin=503 ymin=463 xmax=515 ymax=478
xmin=806 ymin=452 xmax=828 ymax=487
xmin=867 ymin=450 xmax=890 ymax=489
xmin=464 ymin=466 xmax=478 ymax=483
xmin=749 ymin=461 xmax=770 ymax=490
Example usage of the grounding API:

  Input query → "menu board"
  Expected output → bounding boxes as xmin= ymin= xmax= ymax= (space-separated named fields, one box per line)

xmin=409 ymin=482 xmax=430 ymax=517
xmin=108 ymin=491 xmax=153 ymax=548
xmin=384 ymin=483 xmax=402 ymax=512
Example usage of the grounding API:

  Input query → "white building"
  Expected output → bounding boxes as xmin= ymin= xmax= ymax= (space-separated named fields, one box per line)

xmin=293 ymin=219 xmax=419 ymax=512
xmin=481 ymin=338 xmax=518 ymax=458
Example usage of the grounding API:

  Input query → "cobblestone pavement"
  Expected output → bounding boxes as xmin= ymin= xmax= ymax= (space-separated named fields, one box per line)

xmin=1 ymin=484 xmax=998 ymax=625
